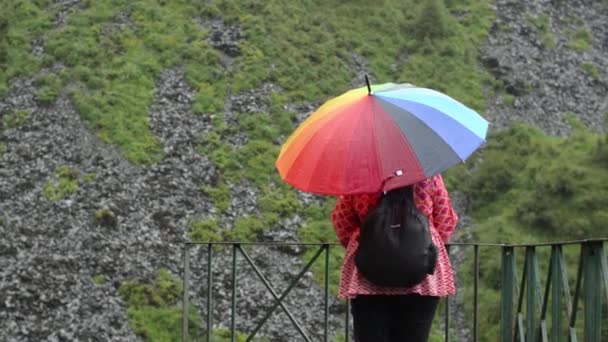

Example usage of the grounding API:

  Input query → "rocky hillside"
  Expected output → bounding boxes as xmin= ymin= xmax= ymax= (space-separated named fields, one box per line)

xmin=482 ymin=0 xmax=607 ymax=134
xmin=1 ymin=0 xmax=606 ymax=341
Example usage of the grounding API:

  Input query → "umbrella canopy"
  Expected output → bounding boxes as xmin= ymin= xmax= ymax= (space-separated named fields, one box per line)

xmin=276 ymin=80 xmax=488 ymax=195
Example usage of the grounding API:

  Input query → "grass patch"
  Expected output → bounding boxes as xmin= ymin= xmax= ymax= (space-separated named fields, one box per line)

xmin=581 ymin=61 xmax=600 ymax=81
xmin=208 ymin=328 xmax=267 ymax=342
xmin=502 ymin=93 xmax=515 ymax=106
xmin=0 ymin=1 xmax=54 ymax=97
xmin=188 ymin=218 xmax=222 ymax=242
xmin=1 ymin=109 xmax=30 ymax=131
xmin=43 ymin=166 xmax=79 ymax=201
xmin=119 ymin=268 xmax=260 ymax=341
xmin=201 ymin=182 xmax=231 ymax=214
xmin=568 ymin=27 xmax=592 ymax=53
xmin=95 ymin=208 xmax=118 ymax=228
xmin=528 ymin=15 xmax=557 ymax=49
xmin=35 ymin=72 xmax=63 ymax=106
xmin=83 ymin=172 xmax=97 ymax=183
xmin=528 ymin=14 xmax=556 ymax=49
xmin=119 ymin=268 xmax=203 ymax=341
xmin=94 ymin=274 xmax=106 ymax=285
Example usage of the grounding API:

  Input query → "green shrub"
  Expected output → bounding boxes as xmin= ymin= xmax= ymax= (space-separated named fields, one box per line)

xmin=35 ymin=73 xmax=63 ymax=106
xmin=208 ymin=328 xmax=263 ymax=342
xmin=595 ymin=135 xmax=608 ymax=166
xmin=0 ymin=0 xmax=52 ymax=93
xmin=502 ymin=94 xmax=515 ymax=106
xmin=0 ymin=15 xmax=8 ymax=69
xmin=94 ymin=274 xmax=106 ymax=285
xmin=568 ymin=27 xmax=592 ymax=52
xmin=529 ymin=15 xmax=556 ymax=49
xmin=258 ymin=190 xmax=302 ymax=217
xmin=238 ymin=140 xmax=280 ymax=187
xmin=468 ymin=150 xmax=519 ymax=204
xmin=119 ymin=269 xmax=204 ymax=341
xmin=227 ymin=215 xmax=266 ymax=241
xmin=1 ymin=110 xmax=30 ymax=131
xmin=189 ymin=218 xmax=222 ymax=242
xmin=581 ymin=61 xmax=600 ymax=81
xmin=83 ymin=172 xmax=97 ymax=183
xmin=119 ymin=269 xmax=182 ymax=309
xmin=43 ymin=166 xmax=79 ymax=201
xmin=410 ymin=0 xmax=454 ymax=40
xmin=57 ymin=165 xmax=78 ymax=179
xmin=95 ymin=208 xmax=118 ymax=228
xmin=127 ymin=306 xmax=201 ymax=342
xmin=299 ymin=220 xmax=335 ymax=245
xmin=467 ymin=126 xmax=543 ymax=197
xmin=201 ymin=183 xmax=231 ymax=213
xmin=207 ymin=147 xmax=241 ymax=177
xmin=192 ymin=82 xmax=224 ymax=114
xmin=466 ymin=121 xmax=608 ymax=238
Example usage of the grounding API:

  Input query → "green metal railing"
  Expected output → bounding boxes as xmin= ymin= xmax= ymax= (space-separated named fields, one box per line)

xmin=500 ymin=239 xmax=608 ymax=342
xmin=182 ymin=239 xmax=607 ymax=342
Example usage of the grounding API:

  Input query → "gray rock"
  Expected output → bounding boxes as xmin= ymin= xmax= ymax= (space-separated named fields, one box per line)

xmin=197 ymin=18 xmax=244 ymax=66
xmin=53 ymin=0 xmax=85 ymax=27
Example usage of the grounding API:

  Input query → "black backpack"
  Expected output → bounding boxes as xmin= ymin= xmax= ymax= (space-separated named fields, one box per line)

xmin=355 ymin=186 xmax=438 ymax=287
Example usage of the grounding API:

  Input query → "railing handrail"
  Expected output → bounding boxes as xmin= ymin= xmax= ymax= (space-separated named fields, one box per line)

xmin=182 ymin=238 xmax=608 ymax=342
xmin=185 ymin=238 xmax=608 ymax=247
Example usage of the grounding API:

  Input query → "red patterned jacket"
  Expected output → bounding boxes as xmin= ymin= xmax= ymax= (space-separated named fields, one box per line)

xmin=331 ymin=174 xmax=458 ymax=299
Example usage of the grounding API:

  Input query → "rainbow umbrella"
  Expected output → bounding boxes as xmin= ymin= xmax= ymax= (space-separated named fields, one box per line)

xmin=276 ymin=77 xmax=488 ymax=195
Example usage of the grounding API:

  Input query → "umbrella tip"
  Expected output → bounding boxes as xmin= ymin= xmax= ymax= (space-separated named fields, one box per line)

xmin=365 ymin=75 xmax=371 ymax=95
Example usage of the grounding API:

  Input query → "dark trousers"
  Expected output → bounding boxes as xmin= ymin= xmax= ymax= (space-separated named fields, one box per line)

xmin=351 ymin=294 xmax=439 ymax=342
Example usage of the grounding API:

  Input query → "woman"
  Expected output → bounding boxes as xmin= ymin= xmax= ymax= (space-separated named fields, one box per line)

xmin=331 ymin=174 xmax=458 ymax=342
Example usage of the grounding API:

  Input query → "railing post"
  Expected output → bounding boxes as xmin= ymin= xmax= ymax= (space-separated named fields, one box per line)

xmin=501 ymin=246 xmax=515 ymax=342
xmin=515 ymin=255 xmax=527 ymax=342
xmin=445 ymin=245 xmax=451 ymax=342
xmin=583 ymin=242 xmax=602 ymax=342
xmin=183 ymin=244 xmax=190 ymax=342
xmin=551 ymin=245 xmax=563 ymax=342
xmin=206 ymin=244 xmax=213 ymax=342
xmin=600 ymin=242 xmax=608 ymax=316
xmin=231 ymin=243 xmax=238 ymax=342
xmin=525 ymin=246 xmax=540 ymax=342
xmin=569 ymin=245 xmax=584 ymax=342
xmin=345 ymin=299 xmax=350 ymax=342
xmin=473 ymin=245 xmax=479 ymax=342
xmin=324 ymin=244 xmax=330 ymax=342
xmin=540 ymin=247 xmax=553 ymax=342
